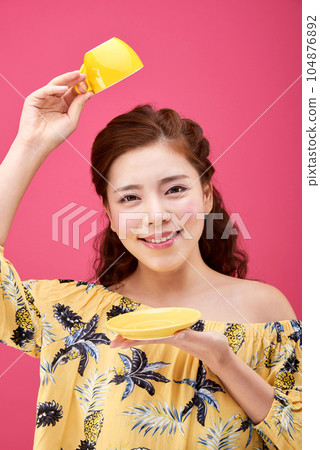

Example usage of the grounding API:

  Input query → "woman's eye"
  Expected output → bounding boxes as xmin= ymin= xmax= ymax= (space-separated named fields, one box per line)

xmin=119 ymin=186 xmax=187 ymax=203
xmin=167 ymin=185 xmax=187 ymax=194
xmin=119 ymin=194 xmax=139 ymax=203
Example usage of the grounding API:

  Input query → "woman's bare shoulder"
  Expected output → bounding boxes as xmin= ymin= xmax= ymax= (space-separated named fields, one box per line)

xmin=236 ymin=278 xmax=298 ymax=322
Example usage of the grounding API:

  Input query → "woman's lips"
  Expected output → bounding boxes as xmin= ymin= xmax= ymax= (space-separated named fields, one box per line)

xmin=138 ymin=230 xmax=182 ymax=249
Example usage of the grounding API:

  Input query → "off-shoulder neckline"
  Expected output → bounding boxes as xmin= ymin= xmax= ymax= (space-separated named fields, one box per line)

xmin=0 ymin=246 xmax=301 ymax=332
xmin=105 ymin=288 xmax=301 ymax=331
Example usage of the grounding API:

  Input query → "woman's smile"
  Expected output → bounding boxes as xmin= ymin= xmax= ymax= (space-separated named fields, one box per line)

xmin=138 ymin=229 xmax=182 ymax=249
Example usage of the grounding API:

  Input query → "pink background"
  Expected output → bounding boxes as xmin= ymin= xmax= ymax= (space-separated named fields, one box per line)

xmin=0 ymin=0 xmax=301 ymax=448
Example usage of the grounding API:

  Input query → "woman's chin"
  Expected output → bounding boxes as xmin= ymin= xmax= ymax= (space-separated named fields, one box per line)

xmin=139 ymin=254 xmax=188 ymax=272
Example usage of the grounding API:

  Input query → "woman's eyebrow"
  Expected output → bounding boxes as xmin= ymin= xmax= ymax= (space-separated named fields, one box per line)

xmin=113 ymin=174 xmax=191 ymax=193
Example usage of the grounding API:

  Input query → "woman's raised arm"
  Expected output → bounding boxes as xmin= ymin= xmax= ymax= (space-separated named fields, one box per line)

xmin=0 ymin=70 xmax=94 ymax=246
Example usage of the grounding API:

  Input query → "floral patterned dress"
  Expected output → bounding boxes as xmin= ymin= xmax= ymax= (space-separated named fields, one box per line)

xmin=0 ymin=245 xmax=302 ymax=449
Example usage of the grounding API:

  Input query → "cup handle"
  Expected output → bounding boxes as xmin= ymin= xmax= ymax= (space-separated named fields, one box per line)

xmin=74 ymin=64 xmax=93 ymax=94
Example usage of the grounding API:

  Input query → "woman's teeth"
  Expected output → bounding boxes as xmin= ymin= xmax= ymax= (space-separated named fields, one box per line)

xmin=143 ymin=230 xmax=180 ymax=243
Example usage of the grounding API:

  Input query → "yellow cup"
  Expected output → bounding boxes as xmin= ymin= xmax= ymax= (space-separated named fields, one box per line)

xmin=74 ymin=37 xmax=144 ymax=94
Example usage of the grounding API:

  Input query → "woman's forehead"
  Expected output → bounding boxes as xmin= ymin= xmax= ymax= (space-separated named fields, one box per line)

xmin=107 ymin=143 xmax=197 ymax=182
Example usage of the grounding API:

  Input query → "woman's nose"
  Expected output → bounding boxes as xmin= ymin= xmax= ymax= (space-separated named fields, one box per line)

xmin=143 ymin=197 xmax=170 ymax=225
xmin=148 ymin=210 xmax=171 ymax=226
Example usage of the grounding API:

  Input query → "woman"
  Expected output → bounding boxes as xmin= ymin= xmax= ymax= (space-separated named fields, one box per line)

xmin=0 ymin=71 xmax=302 ymax=449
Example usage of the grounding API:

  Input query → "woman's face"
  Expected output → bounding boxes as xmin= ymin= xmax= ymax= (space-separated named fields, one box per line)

xmin=104 ymin=142 xmax=213 ymax=271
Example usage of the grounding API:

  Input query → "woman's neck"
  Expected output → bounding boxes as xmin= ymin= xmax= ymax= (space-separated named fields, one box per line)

xmin=119 ymin=249 xmax=224 ymax=306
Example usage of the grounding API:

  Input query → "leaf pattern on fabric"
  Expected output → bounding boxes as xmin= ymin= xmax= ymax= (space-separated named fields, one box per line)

xmin=110 ymin=347 xmax=170 ymax=400
xmin=233 ymin=414 xmax=254 ymax=448
xmin=264 ymin=321 xmax=285 ymax=343
xmin=288 ymin=320 xmax=302 ymax=348
xmin=123 ymin=399 xmax=191 ymax=438
xmin=189 ymin=319 xmax=205 ymax=332
xmin=75 ymin=368 xmax=113 ymax=416
xmin=174 ymin=361 xmax=225 ymax=426
xmin=270 ymin=388 xmax=300 ymax=442
xmin=197 ymin=414 xmax=243 ymax=449
xmin=58 ymin=279 xmax=108 ymax=294
xmin=36 ymin=400 xmax=63 ymax=428
xmin=51 ymin=305 xmax=110 ymax=377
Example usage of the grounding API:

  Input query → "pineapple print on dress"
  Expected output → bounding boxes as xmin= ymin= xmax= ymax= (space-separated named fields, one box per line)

xmin=75 ymin=368 xmax=114 ymax=450
xmin=106 ymin=295 xmax=141 ymax=320
xmin=264 ymin=342 xmax=279 ymax=369
xmin=224 ymin=323 xmax=245 ymax=354
xmin=2 ymin=265 xmax=41 ymax=352
xmin=12 ymin=306 xmax=34 ymax=346
xmin=36 ymin=399 xmax=63 ymax=428
xmin=261 ymin=348 xmax=302 ymax=445
xmin=274 ymin=349 xmax=300 ymax=393
xmin=22 ymin=284 xmax=41 ymax=318
xmin=52 ymin=303 xmax=110 ymax=376
xmin=79 ymin=411 xmax=104 ymax=449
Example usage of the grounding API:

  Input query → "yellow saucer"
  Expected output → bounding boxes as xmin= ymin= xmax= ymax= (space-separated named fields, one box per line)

xmin=105 ymin=307 xmax=202 ymax=340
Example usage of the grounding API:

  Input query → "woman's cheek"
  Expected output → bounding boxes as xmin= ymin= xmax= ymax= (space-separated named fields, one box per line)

xmin=177 ymin=200 xmax=202 ymax=229
xmin=110 ymin=198 xmax=205 ymax=240
xmin=110 ymin=208 xmax=147 ymax=240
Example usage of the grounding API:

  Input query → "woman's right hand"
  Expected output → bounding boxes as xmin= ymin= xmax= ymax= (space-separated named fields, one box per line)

xmin=16 ymin=70 xmax=94 ymax=155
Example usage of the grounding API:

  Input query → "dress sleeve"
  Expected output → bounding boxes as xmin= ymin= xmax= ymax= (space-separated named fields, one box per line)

xmin=252 ymin=320 xmax=302 ymax=449
xmin=0 ymin=244 xmax=46 ymax=357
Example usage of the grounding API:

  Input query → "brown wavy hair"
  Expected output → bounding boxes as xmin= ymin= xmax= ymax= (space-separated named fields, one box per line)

xmin=89 ymin=104 xmax=255 ymax=288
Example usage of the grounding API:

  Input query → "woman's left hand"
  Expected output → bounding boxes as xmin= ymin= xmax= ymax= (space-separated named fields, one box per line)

xmin=110 ymin=328 xmax=232 ymax=374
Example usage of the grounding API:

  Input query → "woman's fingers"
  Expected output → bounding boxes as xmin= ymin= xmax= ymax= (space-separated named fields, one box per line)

xmin=63 ymin=81 xmax=89 ymax=107
xmin=24 ymin=71 xmax=87 ymax=102
xmin=48 ymin=70 xmax=86 ymax=87
xmin=67 ymin=90 xmax=94 ymax=126
xmin=110 ymin=335 xmax=153 ymax=348
xmin=109 ymin=335 xmax=176 ymax=348
xmin=110 ymin=335 xmax=127 ymax=348
xmin=28 ymin=71 xmax=88 ymax=104
xmin=75 ymin=80 xmax=88 ymax=93
xmin=31 ymin=84 xmax=69 ymax=100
